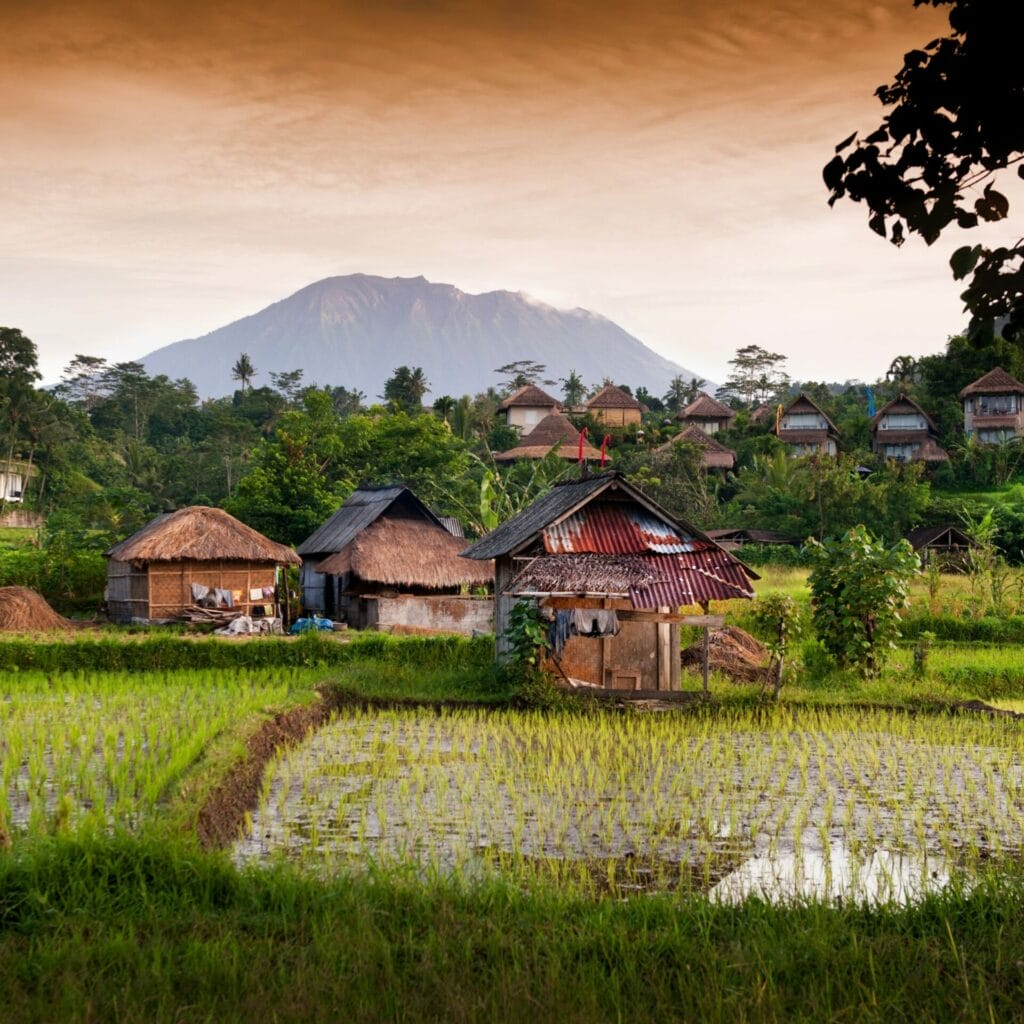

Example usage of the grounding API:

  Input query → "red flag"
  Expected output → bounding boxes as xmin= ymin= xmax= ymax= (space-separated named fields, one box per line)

xmin=600 ymin=435 xmax=611 ymax=467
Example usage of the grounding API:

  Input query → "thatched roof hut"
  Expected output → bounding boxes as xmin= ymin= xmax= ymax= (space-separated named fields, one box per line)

xmin=676 ymin=392 xmax=736 ymax=432
xmin=315 ymin=517 xmax=492 ymax=589
xmin=298 ymin=487 xmax=492 ymax=622
xmin=657 ymin=425 xmax=735 ymax=469
xmin=495 ymin=412 xmax=603 ymax=462
xmin=105 ymin=506 xmax=299 ymax=624
xmin=584 ymin=384 xmax=644 ymax=426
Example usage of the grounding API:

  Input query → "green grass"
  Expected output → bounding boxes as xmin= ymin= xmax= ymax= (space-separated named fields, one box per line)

xmin=1 ymin=836 xmax=1024 ymax=1023
xmin=0 ymin=527 xmax=36 ymax=550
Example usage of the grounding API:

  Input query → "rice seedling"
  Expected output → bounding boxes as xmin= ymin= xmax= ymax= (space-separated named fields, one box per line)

xmin=238 ymin=704 xmax=1024 ymax=903
xmin=0 ymin=667 xmax=304 ymax=837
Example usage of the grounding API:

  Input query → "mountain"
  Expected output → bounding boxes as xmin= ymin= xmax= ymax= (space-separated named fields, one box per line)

xmin=140 ymin=274 xmax=703 ymax=400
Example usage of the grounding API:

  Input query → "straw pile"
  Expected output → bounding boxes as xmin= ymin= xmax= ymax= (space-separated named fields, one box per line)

xmin=0 ymin=586 xmax=73 ymax=633
xmin=681 ymin=625 xmax=770 ymax=683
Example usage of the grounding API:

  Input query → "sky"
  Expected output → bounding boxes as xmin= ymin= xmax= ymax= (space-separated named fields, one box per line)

xmin=0 ymin=0 xmax=1008 ymax=387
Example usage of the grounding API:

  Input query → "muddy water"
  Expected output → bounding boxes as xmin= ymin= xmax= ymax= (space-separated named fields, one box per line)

xmin=234 ymin=709 xmax=1024 ymax=903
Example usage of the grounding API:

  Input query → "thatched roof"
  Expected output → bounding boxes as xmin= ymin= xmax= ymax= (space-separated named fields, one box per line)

xmin=912 ymin=437 xmax=950 ymax=463
xmin=780 ymin=393 xmax=840 ymax=435
xmin=585 ymin=384 xmax=644 ymax=410
xmin=657 ymin=425 xmax=735 ymax=469
xmin=298 ymin=487 xmax=433 ymax=557
xmin=497 ymin=384 xmax=561 ymax=411
xmin=495 ymin=412 xmax=603 ymax=461
xmin=315 ymin=517 xmax=493 ymax=588
xmin=677 ymin=392 xmax=736 ymax=423
xmin=871 ymin=393 xmax=937 ymax=431
xmin=959 ymin=367 xmax=1024 ymax=398
xmin=106 ymin=507 xmax=300 ymax=566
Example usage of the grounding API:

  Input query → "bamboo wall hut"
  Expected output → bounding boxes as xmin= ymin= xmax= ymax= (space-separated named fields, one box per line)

xmin=461 ymin=473 xmax=757 ymax=692
xmin=298 ymin=487 xmax=493 ymax=628
xmin=105 ymin=506 xmax=300 ymax=624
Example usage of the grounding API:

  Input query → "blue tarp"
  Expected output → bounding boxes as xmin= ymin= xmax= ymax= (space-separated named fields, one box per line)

xmin=289 ymin=616 xmax=335 ymax=634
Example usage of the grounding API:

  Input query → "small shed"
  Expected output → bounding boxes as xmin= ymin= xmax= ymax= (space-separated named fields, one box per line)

xmin=297 ymin=487 xmax=493 ymax=631
xmin=460 ymin=472 xmax=757 ymax=691
xmin=105 ymin=506 xmax=300 ymax=624
xmin=905 ymin=524 xmax=977 ymax=567
xmin=705 ymin=528 xmax=800 ymax=551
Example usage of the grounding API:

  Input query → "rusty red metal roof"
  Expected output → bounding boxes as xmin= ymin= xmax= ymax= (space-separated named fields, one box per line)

xmin=543 ymin=502 xmax=708 ymax=555
xmin=503 ymin=550 xmax=754 ymax=607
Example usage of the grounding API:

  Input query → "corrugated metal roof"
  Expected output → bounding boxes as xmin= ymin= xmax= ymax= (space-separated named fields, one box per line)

xmin=460 ymin=473 xmax=615 ymax=560
xmin=297 ymin=487 xmax=441 ymax=556
xmin=504 ymin=550 xmax=754 ymax=607
xmin=543 ymin=503 xmax=705 ymax=555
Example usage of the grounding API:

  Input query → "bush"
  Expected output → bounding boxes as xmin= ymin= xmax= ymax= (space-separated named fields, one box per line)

xmin=0 ymin=632 xmax=493 ymax=673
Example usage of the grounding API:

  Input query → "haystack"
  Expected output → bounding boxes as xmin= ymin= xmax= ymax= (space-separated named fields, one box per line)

xmin=0 ymin=586 xmax=72 ymax=632
xmin=681 ymin=626 xmax=770 ymax=683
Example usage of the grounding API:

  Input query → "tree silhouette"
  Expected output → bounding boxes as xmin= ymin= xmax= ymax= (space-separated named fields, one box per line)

xmin=559 ymin=370 xmax=586 ymax=407
xmin=231 ymin=353 xmax=256 ymax=393
xmin=824 ymin=1 xmax=1024 ymax=341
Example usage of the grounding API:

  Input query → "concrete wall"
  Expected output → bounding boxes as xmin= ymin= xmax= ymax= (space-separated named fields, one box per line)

xmin=362 ymin=595 xmax=493 ymax=636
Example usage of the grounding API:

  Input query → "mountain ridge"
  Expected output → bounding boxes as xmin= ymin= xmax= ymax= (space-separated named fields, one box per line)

xmin=140 ymin=274 xmax=704 ymax=399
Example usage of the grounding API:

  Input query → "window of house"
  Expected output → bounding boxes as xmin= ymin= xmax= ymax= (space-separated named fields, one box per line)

xmin=880 ymin=414 xmax=925 ymax=430
xmin=882 ymin=443 xmax=918 ymax=461
xmin=975 ymin=395 xmax=1017 ymax=416
xmin=782 ymin=412 xmax=823 ymax=429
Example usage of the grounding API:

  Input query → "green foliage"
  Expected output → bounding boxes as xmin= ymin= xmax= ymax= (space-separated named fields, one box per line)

xmin=806 ymin=526 xmax=920 ymax=677
xmin=729 ymin=451 xmax=929 ymax=542
xmin=0 ymin=632 xmax=493 ymax=673
xmin=825 ymin=1 xmax=1024 ymax=340
xmin=750 ymin=593 xmax=804 ymax=696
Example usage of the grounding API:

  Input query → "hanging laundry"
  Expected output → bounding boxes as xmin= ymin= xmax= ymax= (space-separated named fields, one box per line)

xmin=190 ymin=583 xmax=209 ymax=603
xmin=548 ymin=610 xmax=573 ymax=656
xmin=569 ymin=608 xmax=619 ymax=637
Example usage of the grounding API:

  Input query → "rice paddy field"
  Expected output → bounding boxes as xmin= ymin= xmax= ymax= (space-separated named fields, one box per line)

xmin=4 ymin=623 xmax=1024 ymax=1020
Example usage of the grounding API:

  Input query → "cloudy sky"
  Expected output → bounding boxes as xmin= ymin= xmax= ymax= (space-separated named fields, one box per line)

xmin=0 ymin=0 xmax=1001 ymax=386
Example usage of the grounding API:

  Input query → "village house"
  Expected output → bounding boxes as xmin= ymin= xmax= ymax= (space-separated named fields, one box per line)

xmin=959 ymin=367 xmax=1024 ymax=443
xmin=497 ymin=384 xmax=561 ymax=431
xmin=105 ymin=506 xmax=300 ymax=624
xmin=460 ymin=472 xmax=756 ymax=691
xmin=584 ymin=384 xmax=644 ymax=427
xmin=777 ymin=393 xmax=840 ymax=456
xmin=495 ymin=411 xmax=603 ymax=462
xmin=297 ymin=486 xmax=493 ymax=634
xmin=871 ymin=394 xmax=949 ymax=464
xmin=657 ymin=424 xmax=735 ymax=471
xmin=675 ymin=392 xmax=736 ymax=434
xmin=0 ymin=458 xmax=37 ymax=505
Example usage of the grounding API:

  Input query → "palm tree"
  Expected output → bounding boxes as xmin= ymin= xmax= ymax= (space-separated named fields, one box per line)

xmin=231 ymin=353 xmax=256 ymax=394
xmin=662 ymin=375 xmax=689 ymax=413
xmin=559 ymin=370 xmax=586 ymax=407
xmin=433 ymin=395 xmax=457 ymax=426
xmin=683 ymin=377 xmax=707 ymax=404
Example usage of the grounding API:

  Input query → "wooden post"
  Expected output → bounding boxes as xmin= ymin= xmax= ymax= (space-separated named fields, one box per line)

xmin=700 ymin=600 xmax=710 ymax=695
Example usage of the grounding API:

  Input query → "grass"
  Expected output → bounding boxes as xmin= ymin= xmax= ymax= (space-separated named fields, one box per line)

xmin=0 ymin=527 xmax=36 ymax=550
xmin=2 ymin=836 xmax=1024 ymax=1022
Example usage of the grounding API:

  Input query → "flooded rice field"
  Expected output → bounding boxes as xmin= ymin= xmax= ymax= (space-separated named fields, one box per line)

xmin=235 ymin=706 xmax=1024 ymax=903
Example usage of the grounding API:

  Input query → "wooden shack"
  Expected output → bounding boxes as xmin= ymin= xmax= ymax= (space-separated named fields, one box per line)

xmin=460 ymin=473 xmax=758 ymax=691
xmin=297 ymin=486 xmax=493 ymax=631
xmin=905 ymin=524 xmax=977 ymax=568
xmin=657 ymin=424 xmax=736 ymax=470
xmin=105 ymin=506 xmax=300 ymax=624
xmin=584 ymin=384 xmax=644 ymax=427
